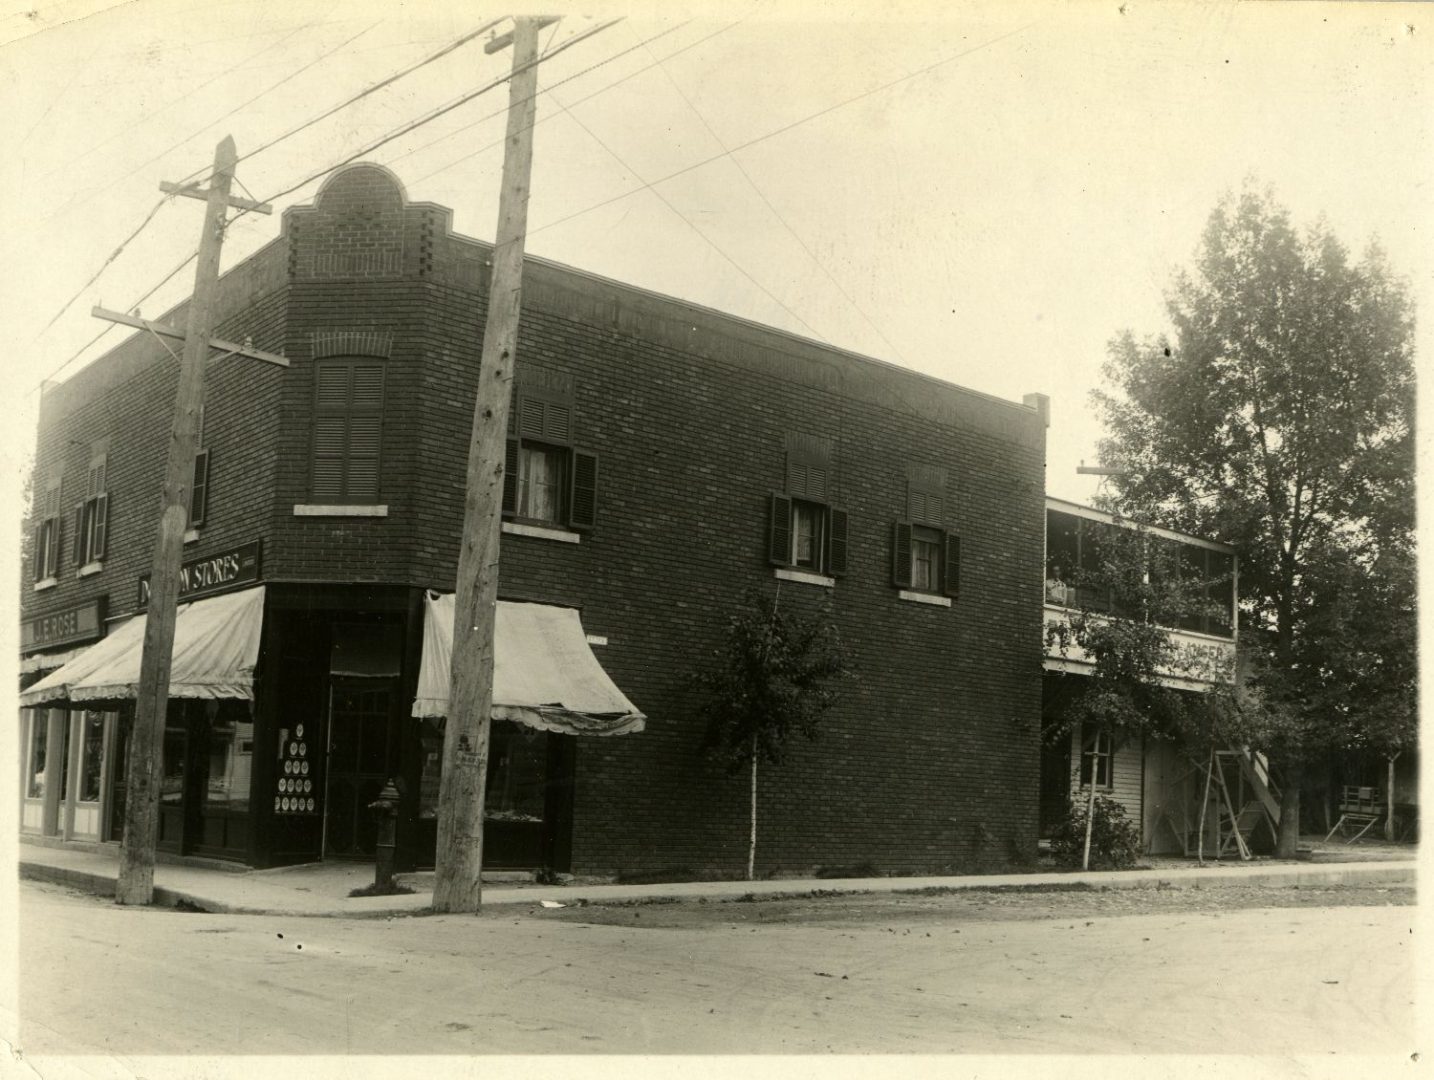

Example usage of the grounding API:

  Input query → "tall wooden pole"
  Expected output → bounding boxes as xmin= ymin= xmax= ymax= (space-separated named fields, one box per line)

xmin=433 ymin=18 xmax=542 ymax=913
xmin=117 ymin=136 xmax=238 ymax=905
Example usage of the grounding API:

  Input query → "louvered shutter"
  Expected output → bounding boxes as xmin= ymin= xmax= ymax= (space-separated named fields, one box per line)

xmin=826 ymin=508 xmax=849 ymax=576
xmin=189 ymin=450 xmax=210 ymax=528
xmin=91 ymin=494 xmax=108 ymax=561
xmin=312 ymin=361 xmax=384 ymax=502
xmin=568 ymin=450 xmax=598 ymax=530
xmin=33 ymin=524 xmax=45 ymax=580
xmin=502 ymin=438 xmax=519 ymax=516
xmin=312 ymin=416 xmax=347 ymax=501
xmin=943 ymin=532 xmax=962 ymax=598
xmin=346 ymin=415 xmax=382 ymax=501
xmin=73 ymin=505 xmax=86 ymax=566
xmin=348 ymin=364 xmax=384 ymax=501
xmin=46 ymin=517 xmax=62 ymax=577
xmin=892 ymin=521 xmax=913 ymax=587
xmin=768 ymin=493 xmax=793 ymax=565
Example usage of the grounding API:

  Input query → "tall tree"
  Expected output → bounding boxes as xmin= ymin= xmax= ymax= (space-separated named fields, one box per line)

xmin=1094 ymin=184 xmax=1415 ymax=855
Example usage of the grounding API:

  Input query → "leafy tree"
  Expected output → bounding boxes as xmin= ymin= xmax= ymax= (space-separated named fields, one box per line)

xmin=1093 ymin=184 xmax=1415 ymax=855
xmin=692 ymin=587 xmax=851 ymax=880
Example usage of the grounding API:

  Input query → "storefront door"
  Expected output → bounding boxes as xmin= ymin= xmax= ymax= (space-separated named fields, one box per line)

xmin=324 ymin=677 xmax=398 ymax=858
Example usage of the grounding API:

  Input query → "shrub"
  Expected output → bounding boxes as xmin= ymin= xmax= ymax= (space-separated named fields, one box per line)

xmin=1050 ymin=794 xmax=1142 ymax=870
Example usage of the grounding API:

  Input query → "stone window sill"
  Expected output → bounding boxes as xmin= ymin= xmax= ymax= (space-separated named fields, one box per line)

xmin=77 ymin=562 xmax=104 ymax=578
xmin=33 ymin=577 xmax=57 ymax=592
xmin=897 ymin=589 xmax=952 ymax=608
xmin=774 ymin=567 xmax=835 ymax=588
xmin=293 ymin=504 xmax=389 ymax=518
xmin=502 ymin=521 xmax=580 ymax=544
xmin=184 ymin=529 xmax=200 ymax=545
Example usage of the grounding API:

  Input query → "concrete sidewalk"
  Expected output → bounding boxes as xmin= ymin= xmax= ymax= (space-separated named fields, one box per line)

xmin=18 ymin=838 xmax=1417 ymax=918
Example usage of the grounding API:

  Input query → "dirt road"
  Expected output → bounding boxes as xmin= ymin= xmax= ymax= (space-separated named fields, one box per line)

xmin=16 ymin=880 xmax=1415 ymax=1056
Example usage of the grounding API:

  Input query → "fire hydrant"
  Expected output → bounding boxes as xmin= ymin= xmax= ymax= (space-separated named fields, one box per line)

xmin=368 ymin=779 xmax=401 ymax=889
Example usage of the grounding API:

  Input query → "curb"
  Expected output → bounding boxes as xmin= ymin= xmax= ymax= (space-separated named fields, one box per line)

xmin=22 ymin=858 xmax=1415 ymax=918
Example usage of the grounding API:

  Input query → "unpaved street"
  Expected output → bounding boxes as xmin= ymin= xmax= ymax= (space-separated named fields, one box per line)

xmin=17 ymin=880 xmax=1415 ymax=1055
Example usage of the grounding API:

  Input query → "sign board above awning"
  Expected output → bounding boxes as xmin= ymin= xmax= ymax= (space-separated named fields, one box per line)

xmin=20 ymin=586 xmax=265 ymax=708
xmin=412 ymin=593 xmax=645 ymax=736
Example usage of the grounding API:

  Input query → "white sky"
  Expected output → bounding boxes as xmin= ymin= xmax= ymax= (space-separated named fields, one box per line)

xmin=1 ymin=0 xmax=1429 ymax=511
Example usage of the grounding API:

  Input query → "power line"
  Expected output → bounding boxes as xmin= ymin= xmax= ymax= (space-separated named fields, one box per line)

xmin=635 ymin=23 xmax=910 ymax=365
xmin=138 ymin=19 xmax=388 ymax=191
xmin=548 ymin=86 xmax=831 ymax=344
xmin=29 ymin=17 xmax=506 ymax=352
xmin=400 ymin=19 xmax=718 ymax=182
xmin=220 ymin=17 xmax=510 ymax=180
xmin=33 ymin=18 xmax=623 ymax=390
xmin=249 ymin=18 xmax=623 ymax=212
xmin=529 ymin=21 xmax=1037 ymax=242
xmin=36 ymin=20 xmax=320 ymax=186
xmin=30 ymin=194 xmax=176 ymax=343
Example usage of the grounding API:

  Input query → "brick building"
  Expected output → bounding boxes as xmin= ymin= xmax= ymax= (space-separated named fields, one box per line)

xmin=19 ymin=163 xmax=1049 ymax=877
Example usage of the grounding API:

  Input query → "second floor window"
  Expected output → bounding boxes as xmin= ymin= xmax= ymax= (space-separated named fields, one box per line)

xmin=32 ymin=480 xmax=62 ymax=582
xmin=190 ymin=406 xmax=210 ymax=529
xmin=892 ymin=479 xmax=960 ymax=598
xmin=503 ymin=391 xmax=598 ymax=531
xmin=312 ymin=360 xmax=384 ymax=503
xmin=74 ymin=455 xmax=109 ymax=566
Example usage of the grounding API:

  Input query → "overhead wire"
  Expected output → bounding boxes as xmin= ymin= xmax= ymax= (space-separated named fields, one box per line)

xmin=245 ymin=18 xmax=624 ymax=212
xmin=635 ymin=23 xmax=910 ymax=364
xmin=527 ymin=21 xmax=1038 ymax=241
xmin=400 ymin=18 xmax=714 ymax=181
xmin=33 ymin=18 xmax=622 ymax=389
xmin=547 ymin=87 xmax=831 ymax=344
xmin=30 ymin=16 xmax=508 ymax=358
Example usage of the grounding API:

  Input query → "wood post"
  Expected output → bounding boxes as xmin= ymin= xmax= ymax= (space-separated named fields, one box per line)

xmin=117 ymin=137 xmax=239 ymax=905
xmin=432 ymin=17 xmax=542 ymax=914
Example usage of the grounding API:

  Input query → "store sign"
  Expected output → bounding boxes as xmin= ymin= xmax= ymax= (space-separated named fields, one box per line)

xmin=137 ymin=540 xmax=262 ymax=607
xmin=21 ymin=597 xmax=107 ymax=654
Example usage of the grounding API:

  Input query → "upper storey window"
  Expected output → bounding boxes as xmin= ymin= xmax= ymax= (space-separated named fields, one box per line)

xmin=311 ymin=360 xmax=385 ymax=504
xmin=768 ymin=435 xmax=847 ymax=578
xmin=503 ymin=368 xmax=597 ymax=532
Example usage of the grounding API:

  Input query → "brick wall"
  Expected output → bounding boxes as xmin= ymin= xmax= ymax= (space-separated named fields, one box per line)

xmin=23 ymin=163 xmax=1048 ymax=877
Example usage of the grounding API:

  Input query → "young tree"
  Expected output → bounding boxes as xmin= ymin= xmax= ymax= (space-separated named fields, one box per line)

xmin=692 ymin=587 xmax=851 ymax=880
xmin=1094 ymin=184 xmax=1416 ymax=855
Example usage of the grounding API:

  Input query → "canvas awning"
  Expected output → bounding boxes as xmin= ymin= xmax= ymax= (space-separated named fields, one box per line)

xmin=412 ymin=592 xmax=645 ymax=736
xmin=19 ymin=586 xmax=266 ymax=708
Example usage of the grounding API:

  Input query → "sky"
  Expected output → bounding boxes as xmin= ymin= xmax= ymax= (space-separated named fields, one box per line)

xmin=0 ymin=0 xmax=1429 ymax=514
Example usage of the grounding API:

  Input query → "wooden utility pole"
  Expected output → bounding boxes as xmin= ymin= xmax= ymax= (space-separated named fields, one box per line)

xmin=114 ymin=136 xmax=277 ymax=905
xmin=433 ymin=16 xmax=548 ymax=913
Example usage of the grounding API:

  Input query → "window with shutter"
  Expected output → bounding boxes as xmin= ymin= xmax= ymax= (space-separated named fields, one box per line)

xmin=771 ymin=437 xmax=843 ymax=577
xmin=311 ymin=360 xmax=385 ymax=503
xmin=568 ymin=451 xmax=598 ymax=530
xmin=942 ymin=532 xmax=961 ymax=599
xmin=189 ymin=450 xmax=210 ymax=528
xmin=502 ymin=371 xmax=596 ymax=534
xmin=892 ymin=521 xmax=914 ymax=587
